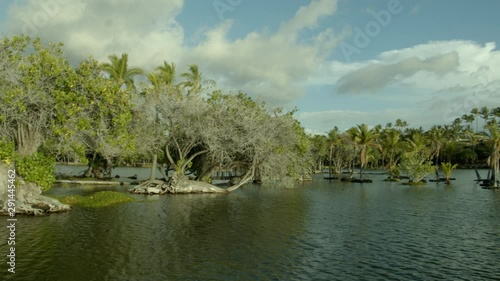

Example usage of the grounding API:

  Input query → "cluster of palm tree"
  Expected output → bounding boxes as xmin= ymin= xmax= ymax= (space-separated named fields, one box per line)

xmin=78 ymin=53 xmax=217 ymax=176
xmin=469 ymin=106 xmax=500 ymax=132
xmin=100 ymin=53 xmax=214 ymax=96
xmin=311 ymin=111 xmax=500 ymax=186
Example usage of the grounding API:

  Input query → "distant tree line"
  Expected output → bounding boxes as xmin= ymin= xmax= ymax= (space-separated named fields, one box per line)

xmin=307 ymin=112 xmax=500 ymax=186
xmin=0 ymin=35 xmax=313 ymax=192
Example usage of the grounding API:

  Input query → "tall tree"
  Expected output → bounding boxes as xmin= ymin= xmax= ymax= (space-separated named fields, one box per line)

xmin=485 ymin=123 xmax=500 ymax=187
xmin=0 ymin=36 xmax=73 ymax=157
xmin=381 ymin=128 xmax=403 ymax=177
xmin=0 ymin=35 xmax=75 ymax=214
xmin=462 ymin=114 xmax=475 ymax=132
xmin=180 ymin=64 xmax=215 ymax=95
xmin=55 ymin=57 xmax=136 ymax=178
xmin=480 ymin=106 xmax=490 ymax=130
xmin=142 ymin=61 xmax=178 ymax=180
xmin=157 ymin=61 xmax=176 ymax=86
xmin=101 ymin=53 xmax=143 ymax=90
xmin=406 ymin=130 xmax=429 ymax=156
xmin=347 ymin=124 xmax=380 ymax=180
xmin=400 ymin=131 xmax=434 ymax=184
xmin=131 ymin=90 xmax=306 ymax=194
xmin=471 ymin=107 xmax=479 ymax=132
xmin=490 ymin=107 xmax=500 ymax=124
xmin=309 ymin=134 xmax=327 ymax=172
xmin=427 ymin=125 xmax=447 ymax=181
xmin=395 ymin=119 xmax=408 ymax=132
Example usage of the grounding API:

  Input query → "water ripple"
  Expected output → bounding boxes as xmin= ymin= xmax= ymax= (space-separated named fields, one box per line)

xmin=2 ymin=170 xmax=500 ymax=280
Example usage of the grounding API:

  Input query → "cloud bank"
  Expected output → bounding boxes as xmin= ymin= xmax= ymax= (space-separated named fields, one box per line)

xmin=4 ymin=0 xmax=339 ymax=105
xmin=337 ymin=52 xmax=460 ymax=94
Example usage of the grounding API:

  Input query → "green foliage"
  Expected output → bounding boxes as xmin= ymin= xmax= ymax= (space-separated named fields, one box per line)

xmin=101 ymin=53 xmax=143 ymax=89
xmin=441 ymin=162 xmax=458 ymax=183
xmin=15 ymin=152 xmax=56 ymax=191
xmin=58 ymin=191 xmax=134 ymax=207
xmin=52 ymin=57 xmax=137 ymax=164
xmin=0 ymin=139 xmax=15 ymax=162
xmin=399 ymin=151 xmax=434 ymax=184
xmin=0 ymin=35 xmax=74 ymax=156
xmin=389 ymin=165 xmax=400 ymax=178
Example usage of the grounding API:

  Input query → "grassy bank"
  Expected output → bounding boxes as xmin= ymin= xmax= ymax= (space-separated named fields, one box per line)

xmin=58 ymin=191 xmax=134 ymax=207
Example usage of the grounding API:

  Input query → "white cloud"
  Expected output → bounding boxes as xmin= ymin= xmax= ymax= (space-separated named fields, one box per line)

xmin=3 ymin=0 xmax=340 ymax=105
xmin=5 ymin=0 xmax=185 ymax=68
xmin=189 ymin=0 xmax=339 ymax=104
xmin=3 ymin=1 xmax=499 ymax=134
xmin=336 ymin=52 xmax=460 ymax=94
xmin=278 ymin=0 xmax=338 ymax=39
xmin=296 ymin=40 xmax=500 ymax=133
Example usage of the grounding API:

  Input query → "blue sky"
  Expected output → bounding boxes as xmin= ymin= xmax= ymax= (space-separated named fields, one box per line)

xmin=1 ymin=0 xmax=500 ymax=134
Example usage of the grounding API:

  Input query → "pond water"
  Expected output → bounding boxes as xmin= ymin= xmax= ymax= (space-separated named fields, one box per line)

xmin=1 ymin=168 xmax=500 ymax=280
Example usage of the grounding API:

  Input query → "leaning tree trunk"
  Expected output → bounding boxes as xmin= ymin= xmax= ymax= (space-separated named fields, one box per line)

xmin=129 ymin=167 xmax=255 ymax=195
xmin=129 ymin=173 xmax=227 ymax=195
xmin=0 ymin=163 xmax=70 ymax=216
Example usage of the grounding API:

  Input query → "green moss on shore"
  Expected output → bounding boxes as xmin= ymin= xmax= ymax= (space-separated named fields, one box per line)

xmin=58 ymin=191 xmax=134 ymax=207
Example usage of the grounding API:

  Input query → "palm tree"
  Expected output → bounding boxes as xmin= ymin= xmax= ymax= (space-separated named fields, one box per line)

xmin=461 ymin=114 xmax=474 ymax=132
xmin=441 ymin=162 xmax=458 ymax=185
xmin=180 ymin=64 xmax=215 ymax=94
xmin=347 ymin=124 xmax=380 ymax=180
xmin=406 ymin=130 xmax=429 ymax=157
xmin=101 ymin=53 xmax=143 ymax=89
xmin=447 ymin=119 xmax=463 ymax=142
xmin=326 ymin=127 xmax=341 ymax=176
xmin=381 ymin=128 xmax=403 ymax=177
xmin=480 ymin=106 xmax=490 ymax=130
xmin=490 ymin=107 xmax=500 ymax=124
xmin=485 ymin=123 xmax=500 ymax=187
xmin=404 ymin=127 xmax=424 ymax=139
xmin=471 ymin=107 xmax=479 ymax=132
xmin=146 ymin=72 xmax=161 ymax=89
xmin=145 ymin=61 xmax=178 ymax=93
xmin=465 ymin=130 xmax=486 ymax=181
xmin=427 ymin=125 xmax=447 ymax=180
xmin=395 ymin=119 xmax=408 ymax=132
xmin=157 ymin=61 xmax=176 ymax=86
xmin=143 ymin=61 xmax=180 ymax=181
